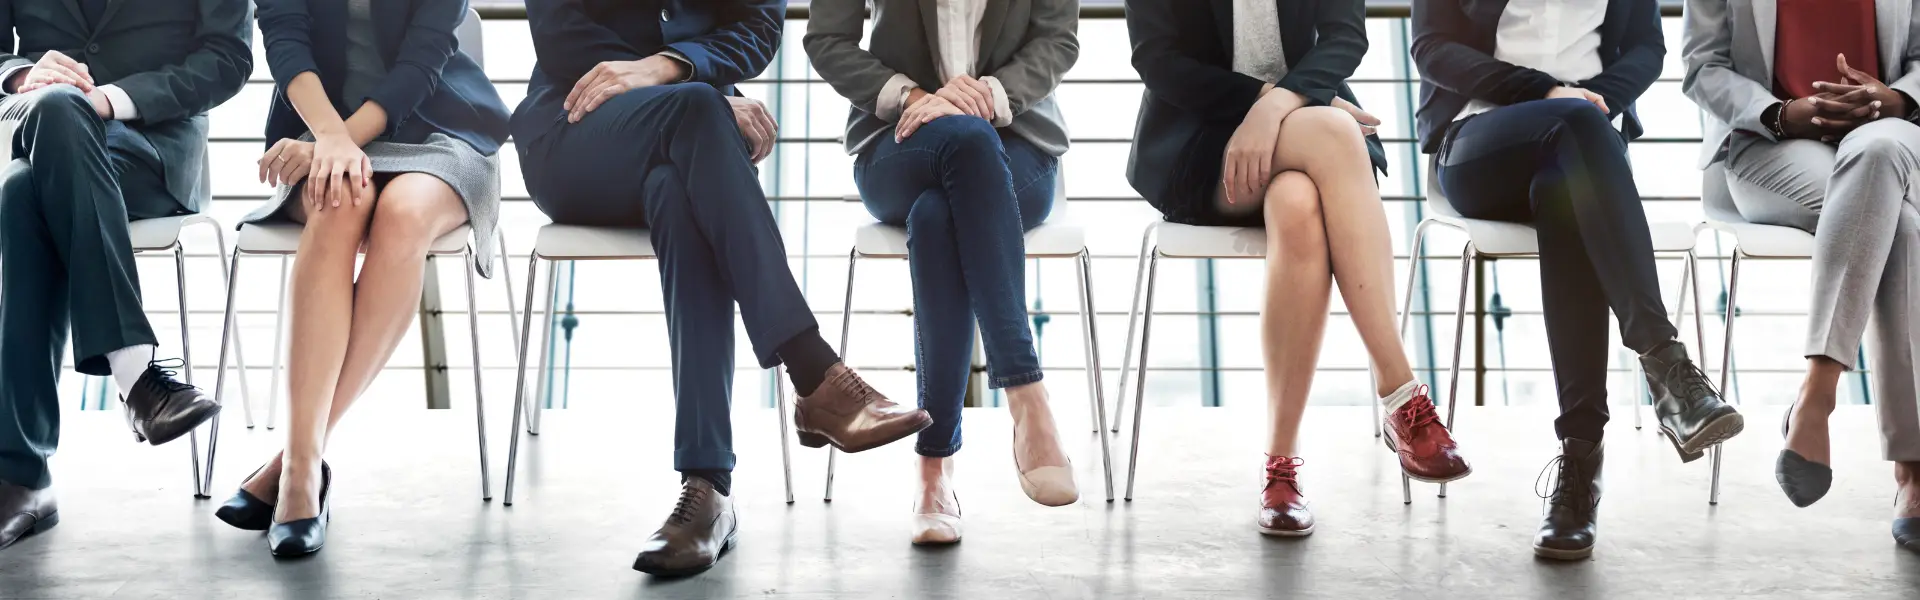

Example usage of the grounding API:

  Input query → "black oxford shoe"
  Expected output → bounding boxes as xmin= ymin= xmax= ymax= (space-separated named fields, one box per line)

xmin=122 ymin=359 xmax=220 ymax=446
xmin=0 ymin=481 xmax=57 ymax=552
xmin=1641 ymin=342 xmax=1743 ymax=460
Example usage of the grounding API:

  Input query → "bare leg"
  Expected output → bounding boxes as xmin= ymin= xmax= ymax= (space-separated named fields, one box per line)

xmin=1786 ymin=356 xmax=1845 ymax=467
xmin=1271 ymin=106 xmax=1417 ymax=396
xmin=275 ymin=182 xmax=377 ymax=523
xmin=1006 ymin=382 xmax=1070 ymax=469
xmin=1898 ymin=462 xmax=1920 ymax=519
xmin=244 ymin=175 xmax=466 ymax=506
xmin=1256 ymin=171 xmax=1332 ymax=457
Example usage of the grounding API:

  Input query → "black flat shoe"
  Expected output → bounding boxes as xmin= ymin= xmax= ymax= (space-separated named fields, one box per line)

xmin=216 ymin=460 xmax=324 ymax=532
xmin=1776 ymin=400 xmax=1832 ymax=508
xmin=267 ymin=463 xmax=331 ymax=558
xmin=1895 ymin=518 xmax=1920 ymax=554
xmin=121 ymin=359 xmax=220 ymax=446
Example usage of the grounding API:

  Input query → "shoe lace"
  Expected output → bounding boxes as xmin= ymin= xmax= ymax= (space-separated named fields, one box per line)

xmin=1398 ymin=389 xmax=1443 ymax=435
xmin=667 ymin=481 xmax=708 ymax=526
xmin=1663 ymin=359 xmax=1720 ymax=404
xmin=829 ymin=368 xmax=881 ymax=406
xmin=1265 ymin=456 xmax=1305 ymax=491
xmin=140 ymin=358 xmax=197 ymax=395
xmin=1534 ymin=455 xmax=1596 ymax=512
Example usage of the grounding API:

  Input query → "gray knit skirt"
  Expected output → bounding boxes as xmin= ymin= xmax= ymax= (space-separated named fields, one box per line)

xmin=242 ymin=132 xmax=501 ymax=278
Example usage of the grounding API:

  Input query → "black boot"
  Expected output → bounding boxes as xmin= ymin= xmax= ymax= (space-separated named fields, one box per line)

xmin=1641 ymin=342 xmax=1743 ymax=462
xmin=121 ymin=359 xmax=221 ymax=447
xmin=1535 ymin=438 xmax=1603 ymax=560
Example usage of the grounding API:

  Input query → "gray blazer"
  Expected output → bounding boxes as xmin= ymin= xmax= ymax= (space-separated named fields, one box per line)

xmin=804 ymin=0 xmax=1078 ymax=157
xmin=0 ymin=0 xmax=254 ymax=211
xmin=1682 ymin=0 xmax=1920 ymax=167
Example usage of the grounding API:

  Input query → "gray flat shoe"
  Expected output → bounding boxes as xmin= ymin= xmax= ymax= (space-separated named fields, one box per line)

xmin=1776 ymin=400 xmax=1832 ymax=508
xmin=1894 ymin=518 xmax=1920 ymax=554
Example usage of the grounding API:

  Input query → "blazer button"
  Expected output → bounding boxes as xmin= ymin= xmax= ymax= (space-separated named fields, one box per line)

xmin=660 ymin=9 xmax=670 ymax=21
xmin=87 ymin=43 xmax=101 ymax=53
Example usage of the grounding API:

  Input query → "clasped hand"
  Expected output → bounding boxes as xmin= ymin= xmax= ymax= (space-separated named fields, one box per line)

xmin=259 ymin=134 xmax=370 ymax=211
xmin=1788 ymin=54 xmax=1910 ymax=142
xmin=11 ymin=50 xmax=111 ymax=118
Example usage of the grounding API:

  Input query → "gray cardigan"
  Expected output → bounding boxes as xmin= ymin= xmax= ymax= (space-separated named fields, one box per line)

xmin=1681 ymin=0 xmax=1920 ymax=168
xmin=804 ymin=0 xmax=1079 ymax=157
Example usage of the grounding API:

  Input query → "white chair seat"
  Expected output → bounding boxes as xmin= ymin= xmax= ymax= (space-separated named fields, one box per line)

xmin=1152 ymin=223 xmax=1267 ymax=259
xmin=853 ymin=221 xmax=1085 ymax=258
xmin=1433 ymin=216 xmax=1699 ymax=257
xmin=532 ymin=224 xmax=655 ymax=260
xmin=1702 ymin=221 xmax=1814 ymax=259
xmin=128 ymin=215 xmax=216 ymax=252
xmin=237 ymin=222 xmax=472 ymax=255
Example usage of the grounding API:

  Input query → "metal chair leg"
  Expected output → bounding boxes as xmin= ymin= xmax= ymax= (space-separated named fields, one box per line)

xmin=1437 ymin=244 xmax=1475 ymax=500
xmin=1396 ymin=220 xmax=1436 ymax=440
xmin=826 ymin=249 xmax=857 ymax=502
xmin=1123 ymin=251 xmax=1160 ymax=501
xmin=529 ymin=260 xmax=561 ymax=435
xmin=498 ymin=231 xmax=522 ymax=357
xmin=464 ymin=250 xmax=493 ymax=501
xmin=1709 ymin=444 xmax=1724 ymax=505
xmin=504 ymin=254 xmax=548 ymax=506
xmin=1112 ymin=223 xmax=1158 ymax=433
xmin=1076 ymin=251 xmax=1115 ymax=501
xmin=777 ymin=366 xmax=795 ymax=504
xmin=1719 ymin=253 xmax=1743 ymax=396
xmin=174 ymin=246 xmax=206 ymax=497
xmin=267 ymin=256 xmax=290 ymax=430
xmin=208 ymin=253 xmax=245 ymax=498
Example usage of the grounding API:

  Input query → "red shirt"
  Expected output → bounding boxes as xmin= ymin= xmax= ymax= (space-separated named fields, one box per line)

xmin=1774 ymin=0 xmax=1881 ymax=99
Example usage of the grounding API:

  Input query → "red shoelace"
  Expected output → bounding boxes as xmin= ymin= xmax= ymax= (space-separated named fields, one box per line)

xmin=1265 ymin=456 xmax=1305 ymax=489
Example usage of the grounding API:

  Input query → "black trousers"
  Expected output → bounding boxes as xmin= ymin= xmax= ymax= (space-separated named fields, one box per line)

xmin=1434 ymin=98 xmax=1678 ymax=443
xmin=0 ymin=87 xmax=183 ymax=489
xmin=518 ymin=83 xmax=819 ymax=474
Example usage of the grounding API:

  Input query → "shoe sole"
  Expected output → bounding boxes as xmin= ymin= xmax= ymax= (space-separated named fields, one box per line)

xmin=1380 ymin=432 xmax=1473 ymax=484
xmin=1533 ymin=543 xmax=1593 ymax=560
xmin=795 ymin=414 xmax=935 ymax=454
xmin=1661 ymin=412 xmax=1746 ymax=461
xmin=1258 ymin=523 xmax=1315 ymax=537
xmin=141 ymin=402 xmax=223 ymax=447
xmin=270 ymin=542 xmax=324 ymax=558
xmin=633 ymin=532 xmax=737 ymax=577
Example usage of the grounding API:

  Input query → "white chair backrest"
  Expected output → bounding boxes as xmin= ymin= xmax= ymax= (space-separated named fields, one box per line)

xmin=455 ymin=8 xmax=484 ymax=68
xmin=1423 ymin=155 xmax=1464 ymax=219
xmin=1699 ymin=161 xmax=1746 ymax=224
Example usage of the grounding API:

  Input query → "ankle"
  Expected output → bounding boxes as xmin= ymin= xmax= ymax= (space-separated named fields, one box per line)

xmin=1896 ymin=462 xmax=1920 ymax=486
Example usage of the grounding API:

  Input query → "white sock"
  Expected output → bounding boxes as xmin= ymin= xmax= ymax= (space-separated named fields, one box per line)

xmin=1380 ymin=379 xmax=1421 ymax=413
xmin=106 ymin=344 xmax=157 ymax=398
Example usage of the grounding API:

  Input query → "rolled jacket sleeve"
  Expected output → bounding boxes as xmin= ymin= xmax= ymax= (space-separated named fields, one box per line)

xmin=982 ymin=75 xmax=1012 ymax=127
xmin=874 ymin=73 xmax=916 ymax=122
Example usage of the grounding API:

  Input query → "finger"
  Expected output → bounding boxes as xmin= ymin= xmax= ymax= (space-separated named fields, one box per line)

xmin=347 ymin=160 xmax=364 ymax=205
xmin=36 ymin=65 xmax=89 ymax=90
xmin=258 ymin=146 xmax=280 ymax=184
xmin=362 ymin=155 xmax=374 ymax=189
xmin=1223 ymin=154 xmax=1240 ymax=205
xmin=566 ymin=64 xmax=604 ymax=111
xmin=582 ymin=83 xmax=624 ymax=116
xmin=45 ymin=53 xmax=93 ymax=84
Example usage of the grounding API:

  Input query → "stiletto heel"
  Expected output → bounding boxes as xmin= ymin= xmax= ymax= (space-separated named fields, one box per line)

xmin=268 ymin=463 xmax=331 ymax=557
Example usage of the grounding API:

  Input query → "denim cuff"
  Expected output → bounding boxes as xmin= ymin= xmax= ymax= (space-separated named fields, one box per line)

xmin=916 ymin=442 xmax=961 ymax=458
xmin=988 ymin=370 xmax=1043 ymax=390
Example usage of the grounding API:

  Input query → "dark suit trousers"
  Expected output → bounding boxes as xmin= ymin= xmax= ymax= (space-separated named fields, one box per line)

xmin=0 ymin=86 xmax=183 ymax=489
xmin=519 ymin=83 xmax=819 ymax=474
xmin=1434 ymin=98 xmax=1678 ymax=443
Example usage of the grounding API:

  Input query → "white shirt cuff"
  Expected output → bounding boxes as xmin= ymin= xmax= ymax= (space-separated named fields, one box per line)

xmin=658 ymin=50 xmax=695 ymax=82
xmin=98 ymin=84 xmax=138 ymax=120
xmin=0 ymin=65 xmax=30 ymax=95
xmin=982 ymin=76 xmax=1012 ymax=127
xmin=875 ymin=73 xmax=916 ymax=122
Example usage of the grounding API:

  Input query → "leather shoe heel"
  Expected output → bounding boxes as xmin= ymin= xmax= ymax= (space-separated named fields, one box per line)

xmin=796 ymin=432 xmax=830 ymax=449
xmin=267 ymin=464 xmax=331 ymax=558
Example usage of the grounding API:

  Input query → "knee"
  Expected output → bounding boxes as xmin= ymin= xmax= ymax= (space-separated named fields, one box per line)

xmin=0 ymin=161 xmax=35 ymax=239
xmin=301 ymin=187 xmax=376 ymax=250
xmin=1284 ymin=106 xmax=1364 ymax=143
xmin=370 ymin=190 xmax=456 ymax=251
xmin=657 ymin=83 xmax=731 ymax=125
xmin=18 ymin=86 xmax=95 ymax=125
xmin=1838 ymin=121 xmax=1920 ymax=170
xmin=903 ymin=189 xmax=954 ymax=232
xmin=1262 ymin=171 xmax=1326 ymax=258
xmin=1538 ymin=98 xmax=1615 ymax=141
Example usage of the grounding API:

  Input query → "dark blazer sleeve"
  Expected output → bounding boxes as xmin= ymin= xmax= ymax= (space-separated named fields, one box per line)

xmin=1125 ymin=0 xmax=1266 ymax=121
xmin=0 ymin=1 xmax=33 ymax=89
xmin=525 ymin=0 xmax=649 ymax=86
xmin=1410 ymin=0 xmax=1560 ymax=106
xmin=1573 ymin=0 xmax=1664 ymax=119
xmin=662 ymin=0 xmax=784 ymax=86
xmin=110 ymin=0 xmax=253 ymax=122
xmin=1274 ymin=0 xmax=1368 ymax=106
xmin=257 ymin=0 xmax=319 ymax=94
xmin=363 ymin=0 xmax=470 ymax=136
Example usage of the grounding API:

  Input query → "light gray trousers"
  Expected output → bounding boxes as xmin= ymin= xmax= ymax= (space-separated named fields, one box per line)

xmin=1724 ymin=119 xmax=1920 ymax=461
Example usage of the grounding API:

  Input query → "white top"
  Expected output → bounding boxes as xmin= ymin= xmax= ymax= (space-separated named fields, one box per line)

xmin=1457 ymin=0 xmax=1608 ymax=120
xmin=1232 ymin=0 xmax=1288 ymax=84
xmin=874 ymin=0 xmax=1014 ymax=127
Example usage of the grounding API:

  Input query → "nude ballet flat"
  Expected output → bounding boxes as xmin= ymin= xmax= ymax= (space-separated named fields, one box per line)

xmin=1017 ymin=464 xmax=1079 ymax=507
xmin=912 ymin=494 xmax=963 ymax=546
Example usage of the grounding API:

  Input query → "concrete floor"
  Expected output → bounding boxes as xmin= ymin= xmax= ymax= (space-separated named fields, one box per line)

xmin=3 ymin=393 xmax=1918 ymax=599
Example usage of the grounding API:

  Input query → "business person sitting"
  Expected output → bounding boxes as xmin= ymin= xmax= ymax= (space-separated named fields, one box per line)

xmin=208 ymin=0 xmax=510 ymax=558
xmin=0 ymin=0 xmax=250 ymax=552
xmin=1126 ymin=0 xmax=1471 ymax=538
xmin=805 ymin=0 xmax=1082 ymax=544
xmin=513 ymin=0 xmax=932 ymax=575
xmin=1413 ymin=0 xmax=1742 ymax=560
xmin=1683 ymin=0 xmax=1920 ymax=553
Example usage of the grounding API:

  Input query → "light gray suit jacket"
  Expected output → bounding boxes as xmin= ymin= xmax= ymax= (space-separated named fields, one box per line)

xmin=803 ymin=0 xmax=1078 ymax=157
xmin=1682 ymin=0 xmax=1920 ymax=167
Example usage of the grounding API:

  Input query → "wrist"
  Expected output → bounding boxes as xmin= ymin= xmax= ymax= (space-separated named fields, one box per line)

xmin=3 ymin=69 xmax=24 ymax=94
xmin=907 ymin=88 xmax=930 ymax=106
xmin=1889 ymin=91 xmax=1915 ymax=120
xmin=645 ymin=55 xmax=689 ymax=87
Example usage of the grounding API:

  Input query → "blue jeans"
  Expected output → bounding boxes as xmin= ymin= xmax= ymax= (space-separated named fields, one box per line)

xmin=854 ymin=115 xmax=1055 ymax=457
